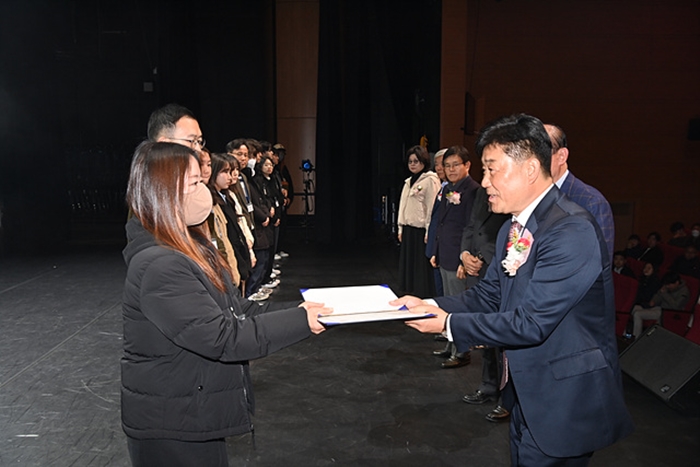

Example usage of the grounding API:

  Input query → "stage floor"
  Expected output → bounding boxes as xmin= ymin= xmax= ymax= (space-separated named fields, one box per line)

xmin=0 ymin=229 xmax=697 ymax=466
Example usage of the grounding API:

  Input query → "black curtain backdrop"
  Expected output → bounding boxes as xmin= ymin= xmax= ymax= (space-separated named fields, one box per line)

xmin=314 ymin=0 xmax=440 ymax=245
xmin=315 ymin=0 xmax=374 ymax=244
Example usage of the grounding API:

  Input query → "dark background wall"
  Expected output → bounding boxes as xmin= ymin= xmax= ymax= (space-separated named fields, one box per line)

xmin=1 ymin=0 xmax=698 ymax=254
xmin=0 ymin=0 xmax=277 ymax=253
xmin=453 ymin=0 xmax=700 ymax=248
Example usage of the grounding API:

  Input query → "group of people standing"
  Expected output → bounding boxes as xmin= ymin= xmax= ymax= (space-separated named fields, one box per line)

xmin=394 ymin=114 xmax=632 ymax=465
xmin=148 ymin=104 xmax=294 ymax=302
xmin=396 ymin=122 xmax=618 ymax=431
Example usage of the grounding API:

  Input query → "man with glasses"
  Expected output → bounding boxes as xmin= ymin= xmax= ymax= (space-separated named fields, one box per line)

xmin=147 ymin=103 xmax=205 ymax=150
xmin=429 ymin=145 xmax=480 ymax=369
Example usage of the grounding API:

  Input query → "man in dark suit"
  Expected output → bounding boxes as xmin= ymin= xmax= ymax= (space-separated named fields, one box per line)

xmin=429 ymin=146 xmax=480 ymax=368
xmin=457 ymin=187 xmax=511 ymax=420
xmin=429 ymin=145 xmax=480 ymax=296
xmin=545 ymin=124 xmax=614 ymax=259
xmin=393 ymin=114 xmax=633 ymax=465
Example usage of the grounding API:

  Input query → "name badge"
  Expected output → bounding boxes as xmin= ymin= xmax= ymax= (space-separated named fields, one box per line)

xmin=247 ymin=202 xmax=254 ymax=213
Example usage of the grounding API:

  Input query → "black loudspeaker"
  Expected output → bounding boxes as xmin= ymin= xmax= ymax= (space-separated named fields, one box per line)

xmin=620 ymin=325 xmax=700 ymax=415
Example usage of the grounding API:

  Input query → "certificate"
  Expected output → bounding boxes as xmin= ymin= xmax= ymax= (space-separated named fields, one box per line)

xmin=300 ymin=284 xmax=435 ymax=325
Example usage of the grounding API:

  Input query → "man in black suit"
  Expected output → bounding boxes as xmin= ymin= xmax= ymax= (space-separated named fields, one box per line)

xmin=457 ymin=187 xmax=510 ymax=419
xmin=429 ymin=145 xmax=479 ymax=368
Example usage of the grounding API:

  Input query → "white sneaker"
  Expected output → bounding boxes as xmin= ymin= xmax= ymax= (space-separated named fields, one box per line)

xmin=272 ymin=268 xmax=281 ymax=275
xmin=270 ymin=272 xmax=278 ymax=279
xmin=279 ymin=251 xmax=290 ymax=258
xmin=260 ymin=286 xmax=275 ymax=294
xmin=248 ymin=291 xmax=270 ymax=301
xmin=263 ymin=279 xmax=280 ymax=289
xmin=274 ymin=254 xmax=282 ymax=261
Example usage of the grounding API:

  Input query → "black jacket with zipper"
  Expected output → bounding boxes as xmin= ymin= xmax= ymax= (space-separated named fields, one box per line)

xmin=121 ymin=217 xmax=309 ymax=441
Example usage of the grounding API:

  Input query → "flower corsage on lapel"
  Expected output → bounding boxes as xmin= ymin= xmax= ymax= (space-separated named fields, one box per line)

xmin=502 ymin=227 xmax=533 ymax=276
xmin=411 ymin=185 xmax=424 ymax=196
xmin=445 ymin=191 xmax=461 ymax=205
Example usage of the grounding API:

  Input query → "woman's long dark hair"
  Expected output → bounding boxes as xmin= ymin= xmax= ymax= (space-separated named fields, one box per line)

xmin=207 ymin=152 xmax=232 ymax=206
xmin=126 ymin=141 xmax=231 ymax=292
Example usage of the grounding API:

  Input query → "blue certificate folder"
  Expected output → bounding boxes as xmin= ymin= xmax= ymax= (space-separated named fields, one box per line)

xmin=300 ymin=284 xmax=435 ymax=326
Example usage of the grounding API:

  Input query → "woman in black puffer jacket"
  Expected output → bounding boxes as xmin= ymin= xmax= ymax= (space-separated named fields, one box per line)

xmin=121 ymin=141 xmax=328 ymax=467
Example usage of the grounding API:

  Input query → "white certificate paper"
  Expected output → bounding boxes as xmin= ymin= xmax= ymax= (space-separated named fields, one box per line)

xmin=300 ymin=284 xmax=435 ymax=325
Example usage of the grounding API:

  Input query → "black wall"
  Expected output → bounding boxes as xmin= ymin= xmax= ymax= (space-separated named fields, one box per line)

xmin=0 ymin=0 xmax=441 ymax=253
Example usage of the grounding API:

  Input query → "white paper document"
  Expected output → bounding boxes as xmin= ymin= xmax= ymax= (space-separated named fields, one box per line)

xmin=300 ymin=284 xmax=435 ymax=325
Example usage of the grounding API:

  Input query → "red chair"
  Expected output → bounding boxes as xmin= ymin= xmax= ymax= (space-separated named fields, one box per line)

xmin=684 ymin=302 xmax=700 ymax=345
xmin=626 ymin=257 xmax=645 ymax=279
xmin=613 ymin=273 xmax=638 ymax=337
xmin=657 ymin=243 xmax=685 ymax=278
xmin=660 ymin=275 xmax=700 ymax=336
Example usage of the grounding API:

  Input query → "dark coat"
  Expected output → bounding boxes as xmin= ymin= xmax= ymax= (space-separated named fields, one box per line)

xmin=248 ymin=175 xmax=275 ymax=250
xmin=460 ymin=187 xmax=510 ymax=289
xmin=431 ymin=176 xmax=480 ymax=270
xmin=217 ymin=192 xmax=252 ymax=280
xmin=121 ymin=217 xmax=310 ymax=441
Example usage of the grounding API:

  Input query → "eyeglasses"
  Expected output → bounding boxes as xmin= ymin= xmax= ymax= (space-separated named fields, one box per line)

xmin=172 ymin=137 xmax=205 ymax=148
xmin=230 ymin=151 xmax=248 ymax=157
xmin=444 ymin=162 xmax=464 ymax=169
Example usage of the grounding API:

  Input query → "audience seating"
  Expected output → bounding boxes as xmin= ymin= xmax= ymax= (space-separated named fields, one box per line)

xmin=684 ymin=302 xmax=700 ymax=345
xmin=613 ymin=273 xmax=638 ymax=337
xmin=626 ymin=257 xmax=645 ymax=278
xmin=660 ymin=275 xmax=700 ymax=337
xmin=657 ymin=243 xmax=686 ymax=277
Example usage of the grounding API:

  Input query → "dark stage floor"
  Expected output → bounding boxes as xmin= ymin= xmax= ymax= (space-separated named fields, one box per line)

xmin=0 ymin=226 xmax=698 ymax=466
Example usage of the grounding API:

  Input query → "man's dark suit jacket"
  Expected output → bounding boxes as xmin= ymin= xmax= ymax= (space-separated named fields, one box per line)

xmin=430 ymin=176 xmax=479 ymax=271
xmin=460 ymin=187 xmax=510 ymax=289
xmin=436 ymin=187 xmax=634 ymax=457
xmin=559 ymin=172 xmax=614 ymax=260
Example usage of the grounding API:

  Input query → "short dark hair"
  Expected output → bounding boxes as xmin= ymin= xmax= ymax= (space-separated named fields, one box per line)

xmin=225 ymin=138 xmax=248 ymax=153
xmin=614 ymin=250 xmax=627 ymax=258
xmin=147 ymin=103 xmax=195 ymax=141
xmin=648 ymin=231 xmax=661 ymax=242
xmin=247 ymin=139 xmax=262 ymax=157
xmin=260 ymin=140 xmax=272 ymax=153
xmin=476 ymin=114 xmax=552 ymax=177
xmin=443 ymin=145 xmax=470 ymax=164
xmin=406 ymin=145 xmax=430 ymax=167
xmin=670 ymin=221 xmax=685 ymax=233
xmin=661 ymin=271 xmax=680 ymax=285
xmin=628 ymin=234 xmax=641 ymax=241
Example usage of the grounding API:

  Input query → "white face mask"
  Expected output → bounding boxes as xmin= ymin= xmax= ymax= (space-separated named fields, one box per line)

xmin=692 ymin=229 xmax=700 ymax=238
xmin=183 ymin=182 xmax=212 ymax=226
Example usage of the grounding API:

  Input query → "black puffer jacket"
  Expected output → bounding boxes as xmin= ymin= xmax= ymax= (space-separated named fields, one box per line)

xmin=121 ymin=217 xmax=310 ymax=441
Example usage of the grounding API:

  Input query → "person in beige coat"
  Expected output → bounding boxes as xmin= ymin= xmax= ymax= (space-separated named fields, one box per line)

xmin=397 ymin=145 xmax=440 ymax=297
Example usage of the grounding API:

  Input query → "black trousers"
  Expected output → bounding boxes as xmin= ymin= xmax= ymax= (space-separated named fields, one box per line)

xmin=127 ymin=437 xmax=228 ymax=467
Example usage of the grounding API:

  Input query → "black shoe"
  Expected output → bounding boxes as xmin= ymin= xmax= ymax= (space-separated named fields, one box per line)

xmin=485 ymin=405 xmax=510 ymax=423
xmin=441 ymin=355 xmax=470 ymax=369
xmin=462 ymin=390 xmax=498 ymax=405
xmin=432 ymin=348 xmax=451 ymax=358
xmin=434 ymin=334 xmax=448 ymax=342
